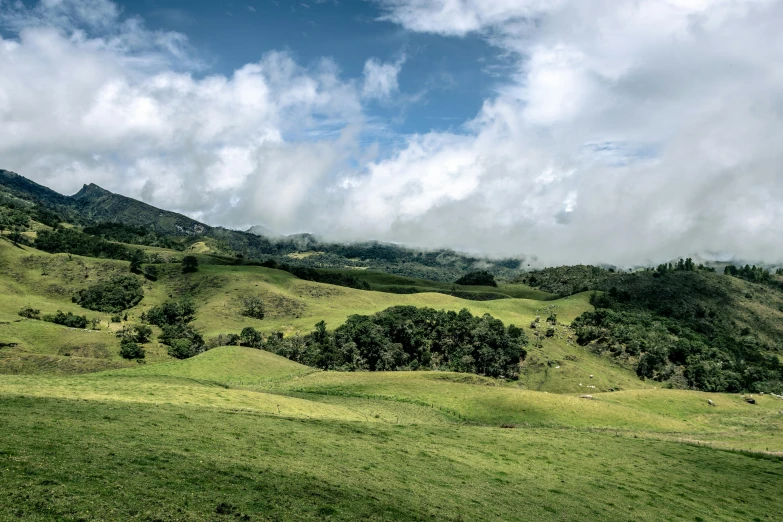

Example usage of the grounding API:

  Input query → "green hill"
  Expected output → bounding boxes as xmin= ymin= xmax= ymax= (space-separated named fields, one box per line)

xmin=108 ymin=345 xmax=315 ymax=386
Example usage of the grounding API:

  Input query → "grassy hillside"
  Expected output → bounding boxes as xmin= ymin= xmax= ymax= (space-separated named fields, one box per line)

xmin=2 ymin=237 xmax=628 ymax=392
xmin=1 ymin=350 xmax=782 ymax=520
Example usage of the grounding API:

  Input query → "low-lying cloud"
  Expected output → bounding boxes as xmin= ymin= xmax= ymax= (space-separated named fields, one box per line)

xmin=1 ymin=0 xmax=782 ymax=266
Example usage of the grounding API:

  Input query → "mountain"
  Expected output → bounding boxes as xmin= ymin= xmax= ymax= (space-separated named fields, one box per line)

xmin=71 ymin=183 xmax=210 ymax=236
xmin=246 ymin=225 xmax=282 ymax=238
xmin=0 ymin=169 xmax=526 ymax=282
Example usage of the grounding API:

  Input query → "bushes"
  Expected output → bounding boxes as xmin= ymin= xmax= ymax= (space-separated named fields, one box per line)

xmin=144 ymin=300 xmax=195 ymax=327
xmin=73 ymin=275 xmax=144 ymax=313
xmin=119 ymin=340 xmax=145 ymax=360
xmin=143 ymin=265 xmax=158 ymax=281
xmin=116 ymin=325 xmax=152 ymax=344
xmin=143 ymin=299 xmax=204 ymax=359
xmin=166 ymin=338 xmax=202 ymax=359
xmin=455 ymin=270 xmax=497 ymax=287
xmin=42 ymin=311 xmax=88 ymax=329
xmin=18 ymin=306 xmax=40 ymax=319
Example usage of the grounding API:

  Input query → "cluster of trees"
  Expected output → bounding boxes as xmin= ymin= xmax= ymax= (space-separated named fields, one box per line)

xmin=260 ymin=259 xmax=370 ymax=290
xmin=0 ymin=195 xmax=62 ymax=234
xmin=454 ymin=270 xmax=497 ymax=287
xmin=35 ymin=228 xmax=133 ymax=261
xmin=83 ymin=222 xmax=182 ymax=250
xmin=571 ymin=274 xmax=783 ymax=393
xmin=43 ymin=310 xmax=89 ymax=329
xmin=724 ymin=264 xmax=776 ymax=284
xmin=18 ymin=306 xmax=93 ymax=329
xmin=142 ymin=300 xmax=204 ymax=359
xmin=73 ymin=275 xmax=144 ymax=313
xmin=35 ymin=228 xmax=197 ymax=279
xmin=237 ymin=306 xmax=527 ymax=378
xmin=654 ymin=258 xmax=715 ymax=274
xmin=116 ymin=324 xmax=152 ymax=360
xmin=517 ymin=265 xmax=613 ymax=296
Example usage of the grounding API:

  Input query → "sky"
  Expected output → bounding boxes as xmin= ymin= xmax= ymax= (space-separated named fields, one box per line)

xmin=1 ymin=0 xmax=782 ymax=266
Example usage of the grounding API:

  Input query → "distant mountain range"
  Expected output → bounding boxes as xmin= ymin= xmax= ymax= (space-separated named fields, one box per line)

xmin=0 ymin=169 xmax=525 ymax=281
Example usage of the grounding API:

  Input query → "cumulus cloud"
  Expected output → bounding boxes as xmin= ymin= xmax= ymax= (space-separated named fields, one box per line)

xmin=346 ymin=0 xmax=783 ymax=264
xmin=0 ymin=0 xmax=363 ymax=231
xmin=361 ymin=55 xmax=405 ymax=100
xmin=1 ymin=0 xmax=783 ymax=265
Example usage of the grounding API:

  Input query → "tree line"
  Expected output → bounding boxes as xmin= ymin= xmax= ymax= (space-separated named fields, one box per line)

xmin=233 ymin=306 xmax=527 ymax=378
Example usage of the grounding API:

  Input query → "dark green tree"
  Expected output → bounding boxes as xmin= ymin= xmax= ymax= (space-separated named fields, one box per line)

xmin=182 ymin=255 xmax=199 ymax=274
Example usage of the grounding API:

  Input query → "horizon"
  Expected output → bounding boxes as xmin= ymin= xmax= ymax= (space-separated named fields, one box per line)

xmin=4 ymin=166 xmax=780 ymax=270
xmin=1 ymin=0 xmax=782 ymax=265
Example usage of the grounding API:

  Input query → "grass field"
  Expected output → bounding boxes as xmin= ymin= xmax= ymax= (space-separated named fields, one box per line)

xmin=3 ymin=239 xmax=783 ymax=520
xmin=1 ymin=347 xmax=782 ymax=521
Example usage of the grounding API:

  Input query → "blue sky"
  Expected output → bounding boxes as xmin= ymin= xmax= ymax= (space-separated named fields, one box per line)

xmin=1 ymin=0 xmax=782 ymax=265
xmin=120 ymin=0 xmax=509 ymax=137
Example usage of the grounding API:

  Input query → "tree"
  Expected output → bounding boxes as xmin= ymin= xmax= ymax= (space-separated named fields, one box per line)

xmin=120 ymin=340 xmax=145 ymax=360
xmin=240 ymin=326 xmax=263 ymax=348
xmin=73 ymin=275 xmax=144 ymax=313
xmin=240 ymin=296 xmax=265 ymax=319
xmin=117 ymin=325 xmax=152 ymax=343
xmin=129 ymin=249 xmax=145 ymax=274
xmin=143 ymin=265 xmax=159 ymax=281
xmin=167 ymin=339 xmax=201 ymax=359
xmin=182 ymin=255 xmax=199 ymax=274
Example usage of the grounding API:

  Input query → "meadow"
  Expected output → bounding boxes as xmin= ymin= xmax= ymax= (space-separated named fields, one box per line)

xmin=2 ymin=239 xmax=783 ymax=520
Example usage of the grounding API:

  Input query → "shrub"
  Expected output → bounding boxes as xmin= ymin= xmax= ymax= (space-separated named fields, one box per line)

xmin=167 ymin=338 xmax=203 ymax=359
xmin=116 ymin=325 xmax=152 ymax=343
xmin=182 ymin=255 xmax=199 ymax=274
xmin=111 ymin=314 xmax=122 ymax=323
xmin=42 ymin=311 xmax=88 ymax=329
xmin=18 ymin=306 xmax=40 ymax=319
xmin=240 ymin=296 xmax=265 ymax=320
xmin=119 ymin=340 xmax=145 ymax=360
xmin=73 ymin=275 xmax=144 ymax=313
xmin=143 ymin=265 xmax=159 ymax=281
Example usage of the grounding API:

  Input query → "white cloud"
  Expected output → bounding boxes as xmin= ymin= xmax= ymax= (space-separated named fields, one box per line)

xmin=345 ymin=0 xmax=783 ymax=264
xmin=2 ymin=0 xmax=783 ymax=265
xmin=0 ymin=0 xmax=364 ymax=230
xmin=361 ymin=55 xmax=405 ymax=100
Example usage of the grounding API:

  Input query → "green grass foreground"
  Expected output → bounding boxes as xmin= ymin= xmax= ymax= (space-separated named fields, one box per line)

xmin=1 ymin=347 xmax=783 ymax=521
xmin=2 ymin=396 xmax=781 ymax=522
